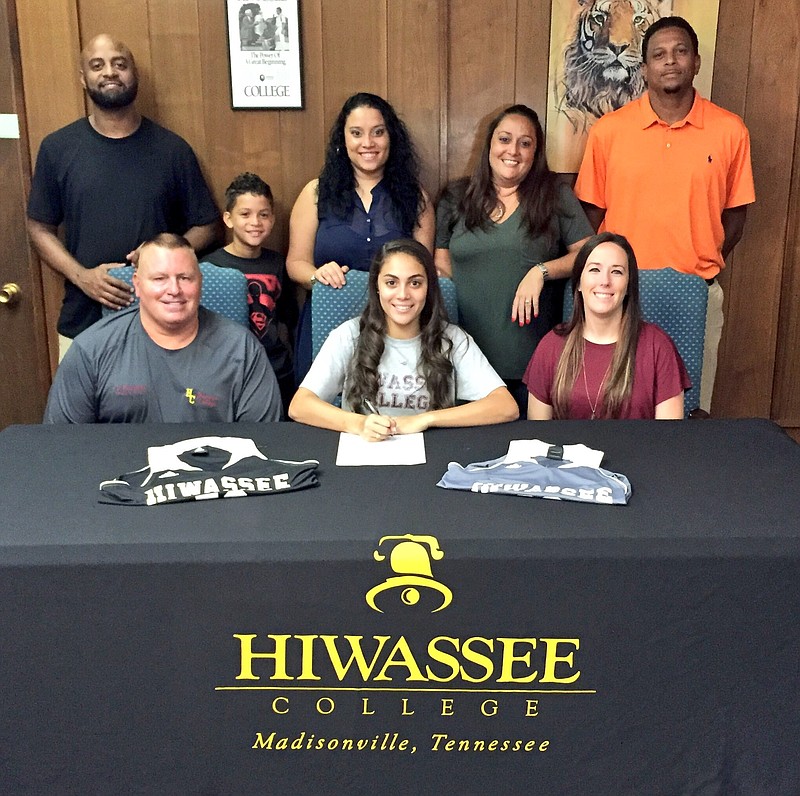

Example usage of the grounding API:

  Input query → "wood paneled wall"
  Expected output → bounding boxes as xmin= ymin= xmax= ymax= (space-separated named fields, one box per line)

xmin=15 ymin=0 xmax=800 ymax=426
xmin=0 ymin=0 xmax=50 ymax=424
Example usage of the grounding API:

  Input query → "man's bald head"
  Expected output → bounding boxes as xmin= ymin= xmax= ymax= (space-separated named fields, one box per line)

xmin=81 ymin=34 xmax=135 ymax=66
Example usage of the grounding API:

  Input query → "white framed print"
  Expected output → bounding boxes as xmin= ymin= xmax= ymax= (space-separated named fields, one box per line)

xmin=226 ymin=0 xmax=304 ymax=109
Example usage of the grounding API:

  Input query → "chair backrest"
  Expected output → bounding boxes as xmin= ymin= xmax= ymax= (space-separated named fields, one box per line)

xmin=311 ymin=270 xmax=459 ymax=359
xmin=103 ymin=263 xmax=250 ymax=327
xmin=562 ymin=267 xmax=708 ymax=416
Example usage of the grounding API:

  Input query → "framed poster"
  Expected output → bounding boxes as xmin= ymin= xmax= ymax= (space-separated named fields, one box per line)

xmin=226 ymin=0 xmax=303 ymax=109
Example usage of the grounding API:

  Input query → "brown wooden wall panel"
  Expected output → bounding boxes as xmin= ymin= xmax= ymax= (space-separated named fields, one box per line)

xmin=147 ymin=1 xmax=208 ymax=164
xmin=713 ymin=0 xmax=800 ymax=418
xmin=387 ymin=0 xmax=444 ymax=197
xmin=320 ymin=0 xmax=387 ymax=114
xmin=0 ymin=0 xmax=51 ymax=421
xmin=514 ymin=0 xmax=551 ymax=121
xmin=273 ymin=0 xmax=325 ymax=251
xmin=706 ymin=0 xmax=754 ymax=417
xmin=17 ymin=0 xmax=83 ymax=159
xmin=17 ymin=0 xmax=83 ymax=372
xmin=197 ymin=0 xmax=243 ymax=213
xmin=773 ymin=105 xmax=800 ymax=425
xmin=710 ymin=0 xmax=753 ymax=119
xmin=447 ymin=0 xmax=518 ymax=181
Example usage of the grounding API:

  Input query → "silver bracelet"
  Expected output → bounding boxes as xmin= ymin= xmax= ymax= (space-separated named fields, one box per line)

xmin=534 ymin=263 xmax=549 ymax=281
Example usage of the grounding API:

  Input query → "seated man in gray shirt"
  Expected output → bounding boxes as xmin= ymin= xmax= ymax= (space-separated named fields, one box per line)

xmin=44 ymin=233 xmax=281 ymax=423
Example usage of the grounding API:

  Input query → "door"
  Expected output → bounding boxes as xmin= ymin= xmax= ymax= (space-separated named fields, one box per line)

xmin=0 ymin=0 xmax=51 ymax=429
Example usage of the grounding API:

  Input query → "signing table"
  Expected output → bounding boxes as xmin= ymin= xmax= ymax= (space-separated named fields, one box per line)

xmin=1 ymin=420 xmax=799 ymax=794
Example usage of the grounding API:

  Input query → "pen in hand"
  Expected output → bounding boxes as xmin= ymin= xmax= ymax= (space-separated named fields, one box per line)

xmin=363 ymin=399 xmax=381 ymax=416
xmin=362 ymin=399 xmax=396 ymax=439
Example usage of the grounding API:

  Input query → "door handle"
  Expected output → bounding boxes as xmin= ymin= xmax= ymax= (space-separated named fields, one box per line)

xmin=0 ymin=283 xmax=20 ymax=306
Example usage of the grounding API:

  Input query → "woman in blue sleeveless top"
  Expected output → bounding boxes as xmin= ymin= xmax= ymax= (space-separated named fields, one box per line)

xmin=287 ymin=92 xmax=434 ymax=382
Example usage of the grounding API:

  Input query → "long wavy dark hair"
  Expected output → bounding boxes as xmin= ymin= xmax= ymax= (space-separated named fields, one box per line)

xmin=345 ymin=239 xmax=454 ymax=413
xmin=551 ymin=232 xmax=643 ymax=419
xmin=457 ymin=104 xmax=563 ymax=243
xmin=317 ymin=93 xmax=424 ymax=235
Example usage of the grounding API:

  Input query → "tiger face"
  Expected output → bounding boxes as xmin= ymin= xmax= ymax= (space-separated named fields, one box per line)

xmin=560 ymin=0 xmax=669 ymax=121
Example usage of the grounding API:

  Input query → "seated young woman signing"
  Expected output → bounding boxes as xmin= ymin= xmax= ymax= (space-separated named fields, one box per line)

xmin=523 ymin=232 xmax=690 ymax=420
xmin=289 ymin=239 xmax=518 ymax=440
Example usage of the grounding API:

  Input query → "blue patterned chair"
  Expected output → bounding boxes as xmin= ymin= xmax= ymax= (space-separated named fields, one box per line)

xmin=102 ymin=263 xmax=249 ymax=327
xmin=311 ymin=270 xmax=459 ymax=359
xmin=563 ymin=268 xmax=708 ymax=416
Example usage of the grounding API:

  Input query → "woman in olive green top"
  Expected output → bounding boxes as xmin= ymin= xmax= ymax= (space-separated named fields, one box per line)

xmin=435 ymin=104 xmax=591 ymax=411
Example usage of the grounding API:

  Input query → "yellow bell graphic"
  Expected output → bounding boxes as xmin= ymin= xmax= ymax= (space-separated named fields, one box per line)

xmin=366 ymin=534 xmax=452 ymax=613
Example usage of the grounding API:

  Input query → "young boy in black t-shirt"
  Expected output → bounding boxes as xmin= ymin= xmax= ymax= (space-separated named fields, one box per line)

xmin=203 ymin=173 xmax=296 ymax=413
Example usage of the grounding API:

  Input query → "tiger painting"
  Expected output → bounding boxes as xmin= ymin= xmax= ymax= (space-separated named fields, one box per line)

xmin=558 ymin=0 xmax=671 ymax=127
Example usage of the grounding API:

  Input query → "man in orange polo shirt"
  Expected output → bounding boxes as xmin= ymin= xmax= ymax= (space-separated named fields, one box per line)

xmin=575 ymin=16 xmax=755 ymax=414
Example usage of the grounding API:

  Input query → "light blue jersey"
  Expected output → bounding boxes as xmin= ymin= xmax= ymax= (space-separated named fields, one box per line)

xmin=437 ymin=455 xmax=632 ymax=505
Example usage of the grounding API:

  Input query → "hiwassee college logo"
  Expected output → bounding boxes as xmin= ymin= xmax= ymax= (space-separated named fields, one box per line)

xmin=226 ymin=536 xmax=584 ymax=690
xmin=365 ymin=534 xmax=452 ymax=613
xmin=223 ymin=532 xmax=591 ymax=758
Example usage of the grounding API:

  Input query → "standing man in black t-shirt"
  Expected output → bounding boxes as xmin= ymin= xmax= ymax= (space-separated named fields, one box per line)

xmin=27 ymin=33 xmax=220 ymax=357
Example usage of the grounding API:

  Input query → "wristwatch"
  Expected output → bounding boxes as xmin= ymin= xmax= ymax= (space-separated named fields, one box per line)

xmin=534 ymin=263 xmax=549 ymax=281
xmin=309 ymin=273 xmax=318 ymax=288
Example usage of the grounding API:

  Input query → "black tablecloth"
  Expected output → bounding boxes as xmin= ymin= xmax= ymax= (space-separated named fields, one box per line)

xmin=1 ymin=419 xmax=798 ymax=793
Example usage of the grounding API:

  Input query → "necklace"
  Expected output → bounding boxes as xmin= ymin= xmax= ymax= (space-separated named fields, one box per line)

xmin=490 ymin=188 xmax=518 ymax=222
xmin=582 ymin=354 xmax=610 ymax=420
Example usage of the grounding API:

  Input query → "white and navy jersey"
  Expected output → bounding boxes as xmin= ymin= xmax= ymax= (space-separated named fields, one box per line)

xmin=437 ymin=455 xmax=631 ymax=505
xmin=99 ymin=436 xmax=319 ymax=506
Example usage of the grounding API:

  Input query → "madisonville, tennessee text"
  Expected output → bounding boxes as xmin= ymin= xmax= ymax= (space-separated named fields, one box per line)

xmin=251 ymin=730 xmax=551 ymax=754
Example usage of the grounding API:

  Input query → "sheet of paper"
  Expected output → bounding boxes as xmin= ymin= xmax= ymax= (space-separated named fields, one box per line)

xmin=504 ymin=439 xmax=604 ymax=469
xmin=336 ymin=432 xmax=426 ymax=466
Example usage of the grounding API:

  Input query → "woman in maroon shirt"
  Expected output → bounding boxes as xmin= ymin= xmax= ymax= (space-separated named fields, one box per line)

xmin=523 ymin=232 xmax=690 ymax=420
